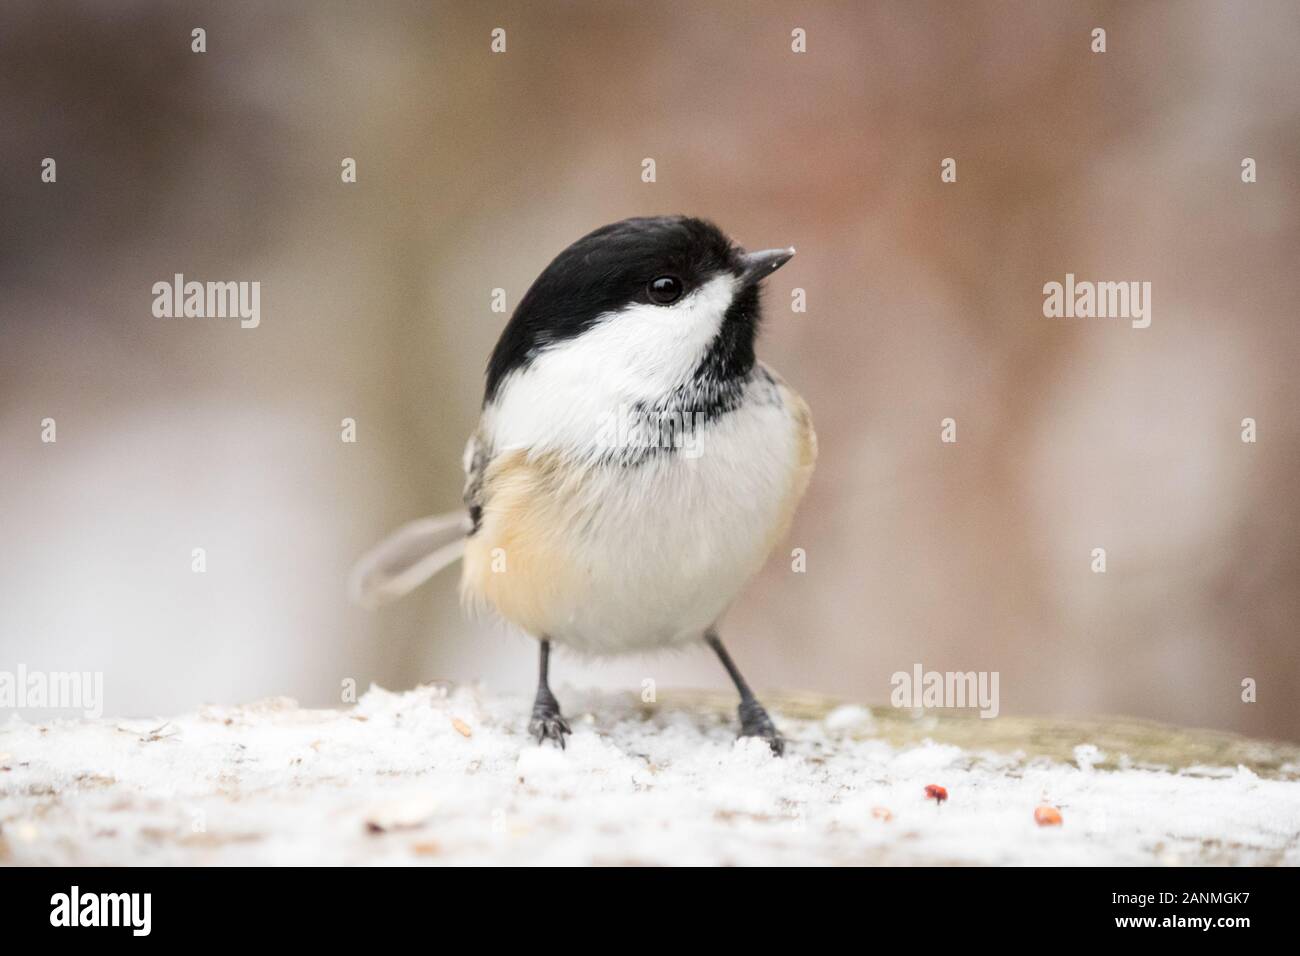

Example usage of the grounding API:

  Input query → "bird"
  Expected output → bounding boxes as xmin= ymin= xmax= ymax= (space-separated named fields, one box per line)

xmin=349 ymin=216 xmax=816 ymax=754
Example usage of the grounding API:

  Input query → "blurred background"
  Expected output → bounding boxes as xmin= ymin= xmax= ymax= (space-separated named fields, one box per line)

xmin=2 ymin=1 xmax=1297 ymax=740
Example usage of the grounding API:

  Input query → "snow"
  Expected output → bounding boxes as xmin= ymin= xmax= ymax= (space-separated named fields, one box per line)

xmin=1 ymin=684 xmax=1297 ymax=865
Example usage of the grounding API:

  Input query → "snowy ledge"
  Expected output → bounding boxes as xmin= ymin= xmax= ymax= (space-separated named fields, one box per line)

xmin=2 ymin=685 xmax=1298 ymax=866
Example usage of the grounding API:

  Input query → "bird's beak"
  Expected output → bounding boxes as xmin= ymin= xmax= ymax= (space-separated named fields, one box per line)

xmin=739 ymin=247 xmax=796 ymax=287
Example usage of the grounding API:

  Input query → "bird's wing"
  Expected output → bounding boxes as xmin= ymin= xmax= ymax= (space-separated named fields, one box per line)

xmin=462 ymin=424 xmax=492 ymax=536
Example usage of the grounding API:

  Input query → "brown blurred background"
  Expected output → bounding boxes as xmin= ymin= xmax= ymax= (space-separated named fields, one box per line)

xmin=2 ymin=1 xmax=1297 ymax=740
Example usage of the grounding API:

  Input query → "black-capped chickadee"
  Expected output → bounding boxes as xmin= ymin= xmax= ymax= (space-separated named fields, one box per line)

xmin=350 ymin=216 xmax=816 ymax=754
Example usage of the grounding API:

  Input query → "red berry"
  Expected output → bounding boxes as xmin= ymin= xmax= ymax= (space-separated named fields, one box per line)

xmin=1034 ymin=806 xmax=1063 ymax=826
xmin=924 ymin=784 xmax=948 ymax=804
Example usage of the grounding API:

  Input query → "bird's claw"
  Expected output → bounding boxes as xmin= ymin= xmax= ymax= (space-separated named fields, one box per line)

xmin=528 ymin=703 xmax=571 ymax=749
xmin=738 ymin=698 xmax=785 ymax=756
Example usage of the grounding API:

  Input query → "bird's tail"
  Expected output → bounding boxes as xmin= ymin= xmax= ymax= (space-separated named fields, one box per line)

xmin=348 ymin=510 xmax=472 ymax=609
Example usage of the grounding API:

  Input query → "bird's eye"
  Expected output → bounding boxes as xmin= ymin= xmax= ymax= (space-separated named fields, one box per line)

xmin=647 ymin=275 xmax=683 ymax=305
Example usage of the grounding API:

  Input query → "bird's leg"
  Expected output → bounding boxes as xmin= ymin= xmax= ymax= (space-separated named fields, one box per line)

xmin=704 ymin=629 xmax=784 ymax=755
xmin=527 ymin=639 xmax=571 ymax=748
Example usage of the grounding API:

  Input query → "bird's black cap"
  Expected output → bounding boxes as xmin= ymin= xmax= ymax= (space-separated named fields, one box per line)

xmin=484 ymin=216 xmax=791 ymax=403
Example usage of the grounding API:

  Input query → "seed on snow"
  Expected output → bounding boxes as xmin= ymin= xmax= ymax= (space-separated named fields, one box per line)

xmin=1034 ymin=806 xmax=1063 ymax=826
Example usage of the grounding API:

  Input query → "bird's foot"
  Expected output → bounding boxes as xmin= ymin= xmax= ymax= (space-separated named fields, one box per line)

xmin=738 ymin=697 xmax=784 ymax=756
xmin=528 ymin=690 xmax=572 ymax=749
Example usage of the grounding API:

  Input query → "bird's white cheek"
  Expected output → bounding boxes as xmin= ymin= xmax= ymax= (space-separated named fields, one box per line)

xmin=489 ymin=275 xmax=738 ymax=454
xmin=597 ymin=273 xmax=737 ymax=382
